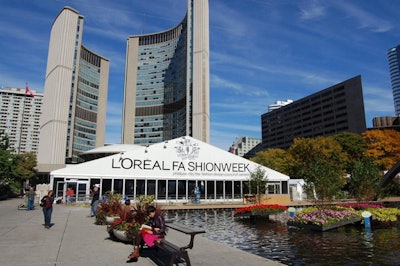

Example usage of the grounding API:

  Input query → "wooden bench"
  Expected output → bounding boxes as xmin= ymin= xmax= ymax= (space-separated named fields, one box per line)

xmin=154 ymin=222 xmax=205 ymax=266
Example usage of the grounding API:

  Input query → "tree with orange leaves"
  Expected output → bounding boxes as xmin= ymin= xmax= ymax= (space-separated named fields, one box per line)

xmin=363 ymin=129 xmax=400 ymax=170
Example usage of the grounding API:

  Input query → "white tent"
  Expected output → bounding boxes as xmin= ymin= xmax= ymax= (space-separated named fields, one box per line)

xmin=50 ymin=136 xmax=289 ymax=203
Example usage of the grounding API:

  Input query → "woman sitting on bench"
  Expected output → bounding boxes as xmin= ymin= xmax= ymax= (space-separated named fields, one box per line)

xmin=127 ymin=205 xmax=166 ymax=262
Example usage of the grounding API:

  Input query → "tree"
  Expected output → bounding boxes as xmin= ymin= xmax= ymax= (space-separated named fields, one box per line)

xmin=287 ymin=136 xmax=347 ymax=205
xmin=302 ymin=160 xmax=345 ymax=205
xmin=14 ymin=152 xmax=37 ymax=183
xmin=363 ymin=129 xmax=400 ymax=170
xmin=333 ymin=132 xmax=367 ymax=173
xmin=248 ymin=166 xmax=268 ymax=204
xmin=287 ymin=136 xmax=348 ymax=180
xmin=250 ymin=148 xmax=292 ymax=175
xmin=0 ymin=132 xmax=37 ymax=197
xmin=0 ymin=133 xmax=16 ymax=196
xmin=350 ymin=158 xmax=381 ymax=201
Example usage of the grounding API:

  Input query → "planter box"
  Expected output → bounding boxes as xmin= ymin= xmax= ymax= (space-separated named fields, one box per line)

xmin=234 ymin=212 xmax=273 ymax=219
xmin=234 ymin=212 xmax=252 ymax=218
xmin=288 ymin=217 xmax=362 ymax=231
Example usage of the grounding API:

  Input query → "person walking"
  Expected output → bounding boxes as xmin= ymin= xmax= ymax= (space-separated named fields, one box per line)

xmin=90 ymin=186 xmax=99 ymax=217
xmin=127 ymin=205 xmax=166 ymax=262
xmin=65 ymin=187 xmax=74 ymax=204
xmin=26 ymin=187 xmax=36 ymax=210
xmin=41 ymin=190 xmax=54 ymax=229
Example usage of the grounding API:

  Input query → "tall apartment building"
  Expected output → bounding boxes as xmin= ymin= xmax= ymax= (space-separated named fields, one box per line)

xmin=37 ymin=7 xmax=109 ymax=173
xmin=230 ymin=136 xmax=262 ymax=157
xmin=261 ymin=76 xmax=366 ymax=150
xmin=387 ymin=45 xmax=400 ymax=116
xmin=123 ymin=0 xmax=210 ymax=145
xmin=0 ymin=87 xmax=43 ymax=154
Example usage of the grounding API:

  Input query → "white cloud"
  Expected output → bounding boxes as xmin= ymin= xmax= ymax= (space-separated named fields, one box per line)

xmin=363 ymin=85 xmax=395 ymax=113
xmin=299 ymin=0 xmax=326 ymax=20
xmin=335 ymin=1 xmax=393 ymax=33
xmin=211 ymin=74 xmax=269 ymax=97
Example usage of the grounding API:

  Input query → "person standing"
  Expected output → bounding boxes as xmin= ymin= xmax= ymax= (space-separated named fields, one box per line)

xmin=127 ymin=205 xmax=166 ymax=262
xmin=26 ymin=187 xmax=36 ymax=210
xmin=65 ymin=187 xmax=74 ymax=204
xmin=91 ymin=186 xmax=99 ymax=217
xmin=41 ymin=190 xmax=54 ymax=229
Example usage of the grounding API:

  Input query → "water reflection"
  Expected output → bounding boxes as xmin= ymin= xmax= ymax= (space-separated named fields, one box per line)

xmin=166 ymin=209 xmax=400 ymax=265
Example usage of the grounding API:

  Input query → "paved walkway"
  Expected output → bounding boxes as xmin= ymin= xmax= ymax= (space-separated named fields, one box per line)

xmin=0 ymin=198 xmax=284 ymax=266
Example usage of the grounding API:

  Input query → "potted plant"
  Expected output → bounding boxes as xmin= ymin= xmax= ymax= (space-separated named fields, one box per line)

xmin=111 ymin=218 xmax=141 ymax=242
xmin=95 ymin=191 xmax=123 ymax=225
xmin=106 ymin=195 xmax=160 ymax=243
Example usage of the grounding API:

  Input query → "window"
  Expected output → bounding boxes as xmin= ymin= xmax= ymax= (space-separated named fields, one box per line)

xmin=267 ymin=182 xmax=281 ymax=194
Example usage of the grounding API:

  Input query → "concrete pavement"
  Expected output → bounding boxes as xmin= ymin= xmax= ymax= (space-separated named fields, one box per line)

xmin=0 ymin=198 xmax=284 ymax=266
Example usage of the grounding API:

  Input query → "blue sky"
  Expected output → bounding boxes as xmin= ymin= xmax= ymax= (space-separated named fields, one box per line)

xmin=0 ymin=0 xmax=398 ymax=150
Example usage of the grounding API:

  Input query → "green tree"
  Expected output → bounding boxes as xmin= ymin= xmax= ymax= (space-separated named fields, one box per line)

xmin=333 ymin=132 xmax=367 ymax=173
xmin=14 ymin=152 xmax=37 ymax=183
xmin=250 ymin=148 xmax=292 ymax=175
xmin=0 ymin=133 xmax=16 ymax=196
xmin=287 ymin=136 xmax=347 ymax=204
xmin=303 ymin=160 xmax=345 ymax=205
xmin=0 ymin=132 xmax=37 ymax=197
xmin=248 ymin=166 xmax=268 ymax=204
xmin=350 ymin=158 xmax=381 ymax=201
xmin=287 ymin=136 xmax=347 ymax=180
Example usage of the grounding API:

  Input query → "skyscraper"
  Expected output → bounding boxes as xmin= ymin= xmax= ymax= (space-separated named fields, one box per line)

xmin=123 ymin=0 xmax=210 ymax=145
xmin=0 ymin=87 xmax=43 ymax=154
xmin=37 ymin=7 xmax=109 ymax=173
xmin=388 ymin=45 xmax=400 ymax=116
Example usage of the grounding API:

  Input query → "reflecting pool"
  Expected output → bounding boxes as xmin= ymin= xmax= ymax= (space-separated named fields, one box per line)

xmin=166 ymin=209 xmax=400 ymax=265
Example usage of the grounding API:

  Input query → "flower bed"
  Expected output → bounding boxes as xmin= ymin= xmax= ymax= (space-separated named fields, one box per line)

xmin=288 ymin=204 xmax=400 ymax=231
xmin=288 ymin=206 xmax=360 ymax=231
xmin=337 ymin=203 xmax=400 ymax=227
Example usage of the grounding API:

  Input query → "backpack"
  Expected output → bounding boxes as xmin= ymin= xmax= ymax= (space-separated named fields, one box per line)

xmin=40 ymin=196 xmax=52 ymax=208
xmin=40 ymin=196 xmax=47 ymax=207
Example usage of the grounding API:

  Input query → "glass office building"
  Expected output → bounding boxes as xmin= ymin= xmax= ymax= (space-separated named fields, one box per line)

xmin=38 ymin=7 xmax=109 ymax=173
xmin=388 ymin=45 xmax=400 ymax=116
xmin=123 ymin=0 xmax=210 ymax=145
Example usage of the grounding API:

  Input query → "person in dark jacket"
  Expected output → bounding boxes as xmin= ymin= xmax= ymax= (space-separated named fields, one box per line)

xmin=41 ymin=190 xmax=54 ymax=229
xmin=91 ymin=186 xmax=100 ymax=217
xmin=127 ymin=205 xmax=166 ymax=261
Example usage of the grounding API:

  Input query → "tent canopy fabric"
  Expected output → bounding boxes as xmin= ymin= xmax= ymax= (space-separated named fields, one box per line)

xmin=51 ymin=136 xmax=290 ymax=181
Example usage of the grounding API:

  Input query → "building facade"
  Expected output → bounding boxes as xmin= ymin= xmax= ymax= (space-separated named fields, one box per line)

xmin=261 ymin=76 xmax=366 ymax=150
xmin=387 ymin=45 xmax=400 ymax=116
xmin=123 ymin=0 xmax=210 ymax=146
xmin=372 ymin=116 xmax=400 ymax=130
xmin=37 ymin=7 xmax=109 ymax=173
xmin=0 ymin=87 xmax=43 ymax=154
xmin=230 ymin=136 xmax=262 ymax=157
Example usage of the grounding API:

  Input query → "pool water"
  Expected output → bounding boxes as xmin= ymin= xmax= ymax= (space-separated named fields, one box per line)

xmin=166 ymin=209 xmax=400 ymax=265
